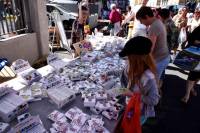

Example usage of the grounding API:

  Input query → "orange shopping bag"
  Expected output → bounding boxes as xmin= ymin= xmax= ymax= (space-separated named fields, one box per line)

xmin=115 ymin=93 xmax=141 ymax=133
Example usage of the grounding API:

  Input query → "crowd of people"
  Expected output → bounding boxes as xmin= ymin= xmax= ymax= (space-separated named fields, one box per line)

xmin=70 ymin=0 xmax=200 ymax=130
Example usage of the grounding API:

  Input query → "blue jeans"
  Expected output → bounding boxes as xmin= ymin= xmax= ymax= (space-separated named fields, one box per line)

xmin=156 ymin=55 xmax=170 ymax=80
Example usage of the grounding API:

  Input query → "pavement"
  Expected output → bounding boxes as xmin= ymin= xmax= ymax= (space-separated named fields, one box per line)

xmin=143 ymin=64 xmax=200 ymax=133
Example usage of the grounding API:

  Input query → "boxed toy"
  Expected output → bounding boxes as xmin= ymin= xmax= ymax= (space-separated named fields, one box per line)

xmin=30 ymin=83 xmax=43 ymax=98
xmin=47 ymin=86 xmax=76 ymax=108
xmin=95 ymin=91 xmax=107 ymax=100
xmin=52 ymin=121 xmax=70 ymax=132
xmin=41 ymin=74 xmax=63 ymax=90
xmin=90 ymin=107 xmax=102 ymax=115
xmin=79 ymin=115 xmax=110 ymax=133
xmin=70 ymin=113 xmax=89 ymax=132
xmin=95 ymin=101 xmax=111 ymax=111
xmin=65 ymin=107 xmax=82 ymax=121
xmin=47 ymin=53 xmax=70 ymax=70
xmin=17 ymin=113 xmax=31 ymax=123
xmin=0 ymin=100 xmax=16 ymax=122
xmin=0 ymin=122 xmax=9 ymax=133
xmin=21 ymin=70 xmax=42 ymax=85
xmin=81 ymin=52 xmax=98 ymax=62
xmin=0 ymin=86 xmax=11 ymax=97
xmin=11 ymin=59 xmax=31 ymax=74
xmin=0 ymin=93 xmax=28 ymax=122
xmin=102 ymin=110 xmax=118 ymax=120
xmin=84 ymin=96 xmax=96 ymax=108
xmin=9 ymin=115 xmax=46 ymax=133
xmin=2 ymin=93 xmax=28 ymax=114
xmin=48 ymin=110 xmax=65 ymax=122
xmin=19 ymin=89 xmax=33 ymax=102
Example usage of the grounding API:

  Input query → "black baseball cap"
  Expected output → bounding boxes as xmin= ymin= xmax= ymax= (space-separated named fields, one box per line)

xmin=119 ymin=36 xmax=152 ymax=57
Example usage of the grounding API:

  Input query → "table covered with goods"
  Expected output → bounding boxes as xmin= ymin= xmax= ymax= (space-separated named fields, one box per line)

xmin=0 ymin=36 xmax=129 ymax=133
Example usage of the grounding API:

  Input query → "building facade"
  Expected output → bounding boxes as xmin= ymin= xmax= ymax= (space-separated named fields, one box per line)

xmin=130 ymin=0 xmax=186 ymax=6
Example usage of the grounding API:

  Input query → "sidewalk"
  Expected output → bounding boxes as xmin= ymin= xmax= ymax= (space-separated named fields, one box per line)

xmin=143 ymin=64 xmax=200 ymax=133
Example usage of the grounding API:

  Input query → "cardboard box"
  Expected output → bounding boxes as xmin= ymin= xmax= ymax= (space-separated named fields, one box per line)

xmin=95 ymin=101 xmax=111 ymax=111
xmin=65 ymin=107 xmax=82 ymax=121
xmin=48 ymin=110 xmax=65 ymax=122
xmin=9 ymin=115 xmax=46 ymax=133
xmin=2 ymin=93 xmax=28 ymax=114
xmin=0 ymin=93 xmax=28 ymax=122
xmin=0 ymin=122 xmax=9 ymax=133
xmin=95 ymin=91 xmax=107 ymax=100
xmin=0 ymin=101 xmax=16 ymax=122
xmin=47 ymin=85 xmax=76 ymax=108
xmin=17 ymin=113 xmax=31 ymax=122
xmin=21 ymin=70 xmax=42 ymax=85
xmin=84 ymin=96 xmax=96 ymax=108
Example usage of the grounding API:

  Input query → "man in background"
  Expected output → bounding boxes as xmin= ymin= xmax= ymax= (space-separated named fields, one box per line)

xmin=159 ymin=8 xmax=179 ymax=52
xmin=136 ymin=7 xmax=170 ymax=94
xmin=132 ymin=0 xmax=149 ymax=37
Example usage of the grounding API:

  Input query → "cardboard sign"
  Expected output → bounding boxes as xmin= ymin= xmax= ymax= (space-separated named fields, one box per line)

xmin=11 ymin=59 xmax=31 ymax=74
xmin=73 ymin=40 xmax=93 ymax=56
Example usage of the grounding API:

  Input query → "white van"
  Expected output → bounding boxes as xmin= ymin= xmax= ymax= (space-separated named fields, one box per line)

xmin=46 ymin=0 xmax=98 ymax=29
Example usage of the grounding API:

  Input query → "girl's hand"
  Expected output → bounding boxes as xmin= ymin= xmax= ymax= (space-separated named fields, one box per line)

xmin=123 ymin=90 xmax=133 ymax=97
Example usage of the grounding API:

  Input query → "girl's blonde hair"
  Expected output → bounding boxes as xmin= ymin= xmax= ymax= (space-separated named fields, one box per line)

xmin=127 ymin=54 xmax=157 ymax=89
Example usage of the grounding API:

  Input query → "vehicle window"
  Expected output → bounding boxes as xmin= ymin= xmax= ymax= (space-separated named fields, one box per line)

xmin=54 ymin=7 xmax=64 ymax=15
xmin=47 ymin=5 xmax=55 ymax=13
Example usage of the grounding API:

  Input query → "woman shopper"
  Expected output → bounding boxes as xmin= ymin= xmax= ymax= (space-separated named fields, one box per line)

xmin=109 ymin=4 xmax=122 ymax=36
xmin=173 ymin=7 xmax=188 ymax=29
xmin=188 ymin=8 xmax=200 ymax=33
xmin=182 ymin=25 xmax=200 ymax=103
xmin=104 ymin=36 xmax=160 ymax=128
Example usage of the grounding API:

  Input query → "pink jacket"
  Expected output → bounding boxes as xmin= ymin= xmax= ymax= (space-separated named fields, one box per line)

xmin=109 ymin=10 xmax=122 ymax=24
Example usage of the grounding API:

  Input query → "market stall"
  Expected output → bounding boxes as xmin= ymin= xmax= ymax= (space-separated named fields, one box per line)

xmin=0 ymin=35 xmax=127 ymax=133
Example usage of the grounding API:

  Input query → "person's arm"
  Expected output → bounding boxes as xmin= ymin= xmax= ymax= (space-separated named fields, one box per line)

xmin=148 ymin=33 xmax=157 ymax=53
xmin=172 ymin=15 xmax=177 ymax=22
xmin=78 ymin=2 xmax=83 ymax=24
xmin=71 ymin=20 xmax=77 ymax=44
xmin=123 ymin=12 xmax=135 ymax=25
xmin=148 ymin=24 xmax=161 ymax=53
xmin=141 ymin=79 xmax=160 ymax=106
